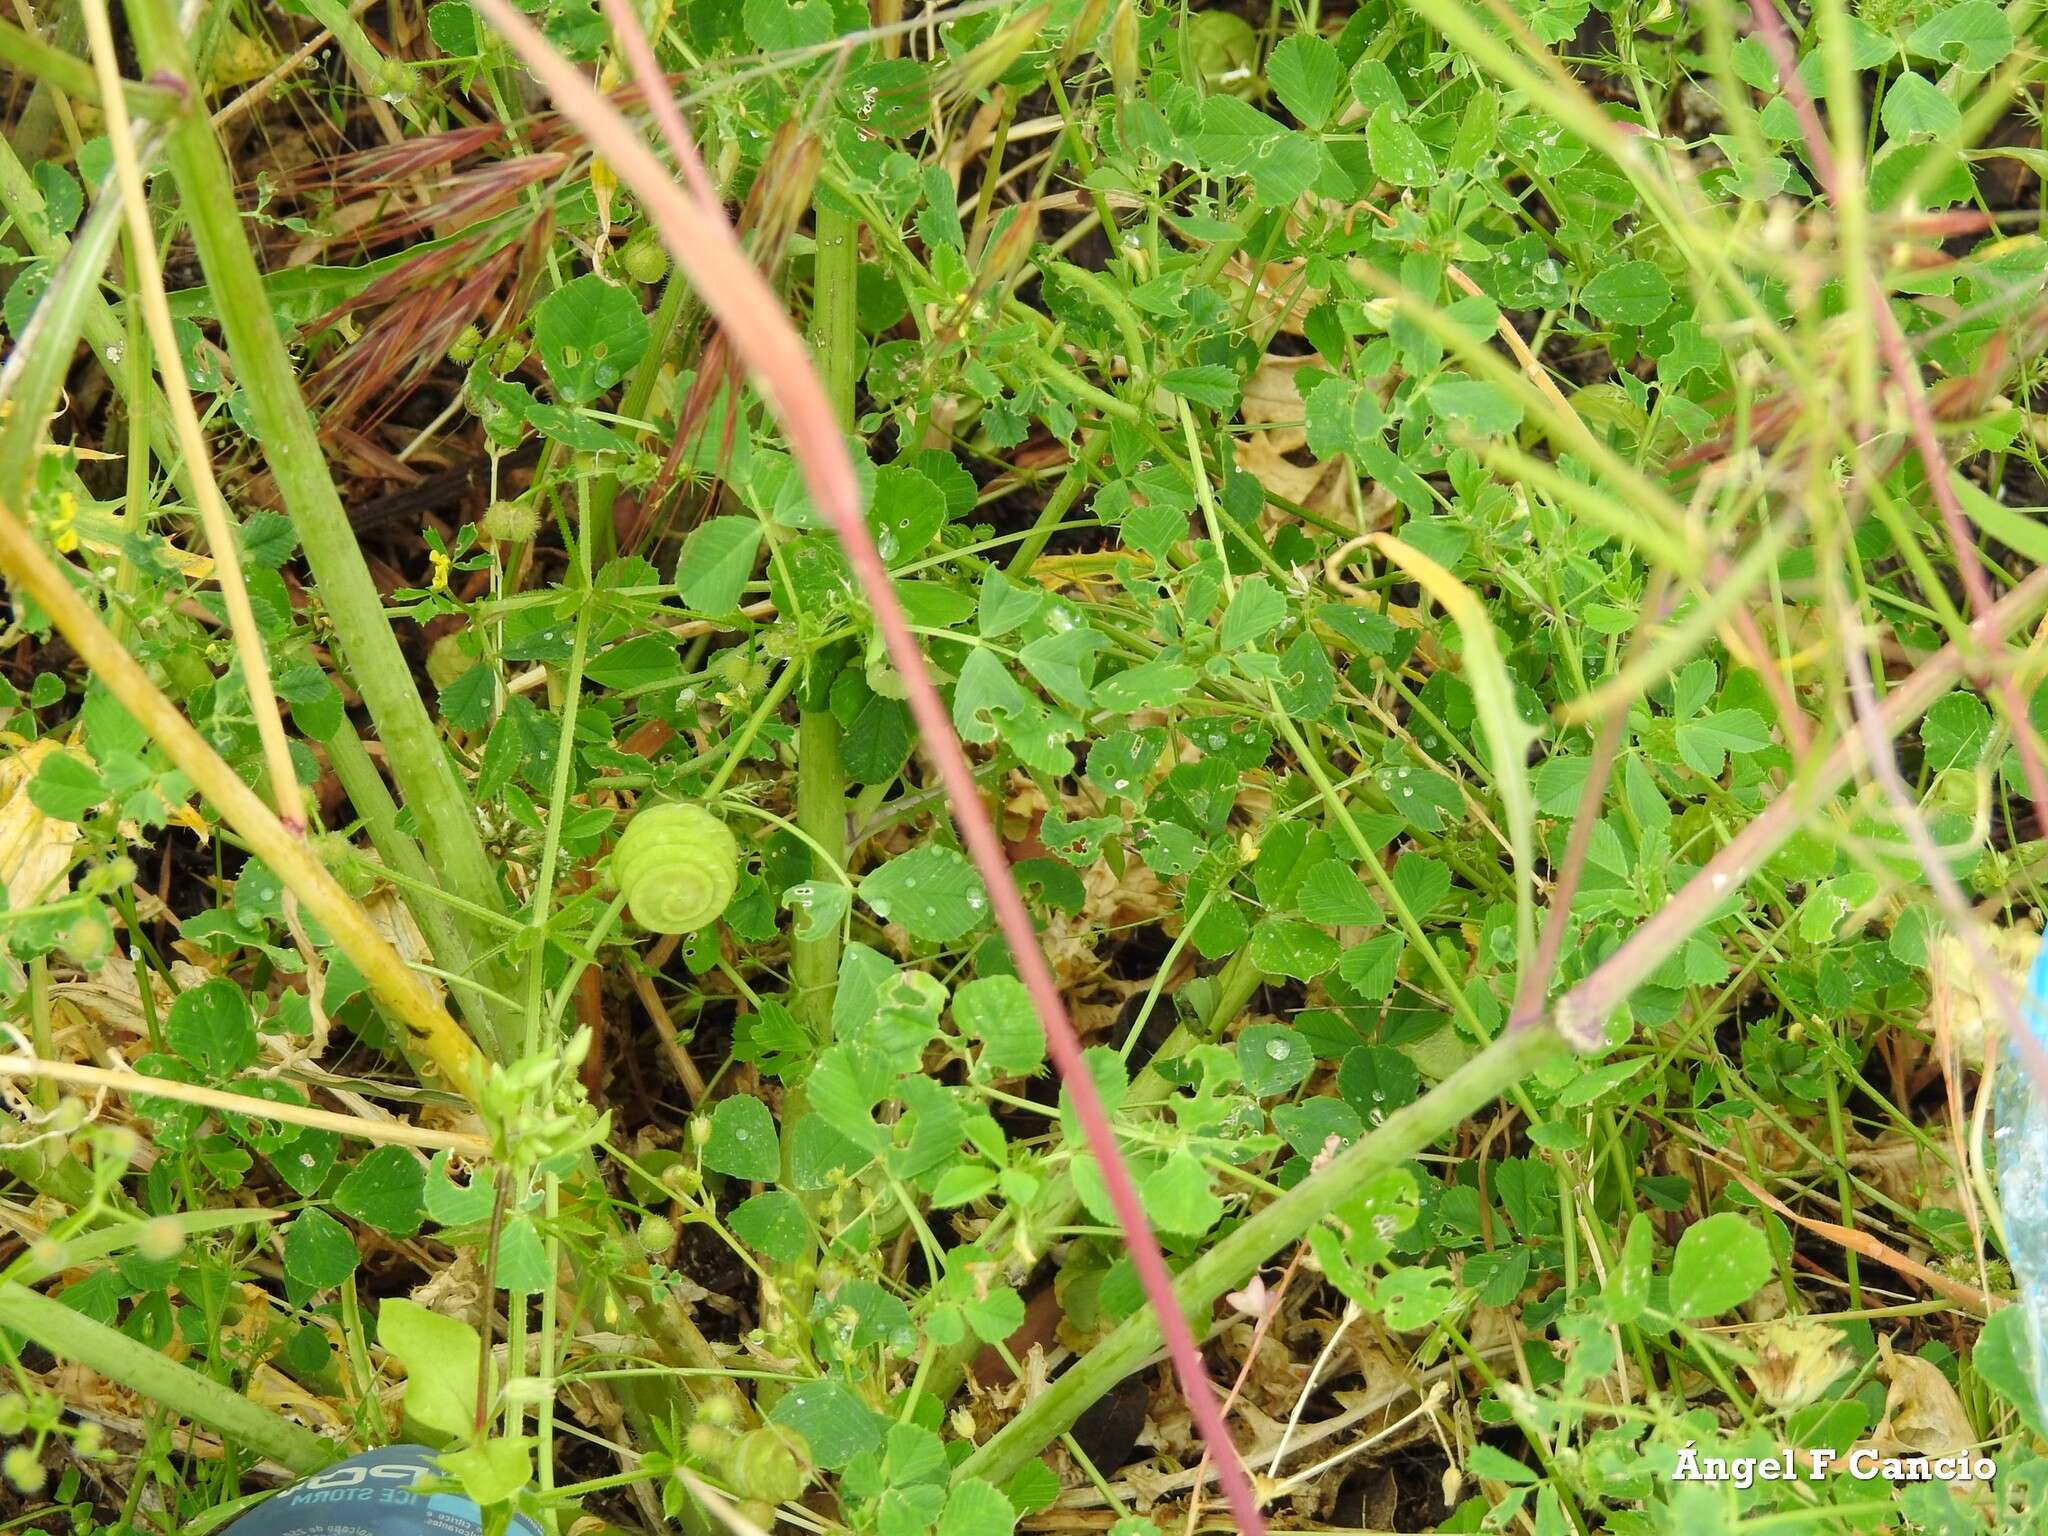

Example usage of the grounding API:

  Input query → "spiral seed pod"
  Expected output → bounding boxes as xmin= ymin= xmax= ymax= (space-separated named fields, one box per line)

xmin=612 ymin=802 xmax=740 ymax=933
xmin=730 ymin=1427 xmax=805 ymax=1506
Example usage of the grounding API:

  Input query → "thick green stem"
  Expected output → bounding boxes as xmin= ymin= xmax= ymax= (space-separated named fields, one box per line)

xmin=777 ymin=199 xmax=860 ymax=1330
xmin=0 ymin=1282 xmax=335 ymax=1472
xmin=0 ymin=133 xmax=186 ymax=496
xmin=953 ymin=1024 xmax=1567 ymax=1487
xmin=789 ymin=705 xmax=848 ymax=1022
xmin=0 ymin=11 xmax=177 ymax=122
xmin=125 ymin=0 xmax=511 ymax=1011
xmin=790 ymin=200 xmax=858 ymax=1039
xmin=810 ymin=201 xmax=860 ymax=437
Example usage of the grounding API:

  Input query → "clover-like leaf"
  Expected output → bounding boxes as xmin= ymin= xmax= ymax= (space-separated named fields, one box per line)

xmin=857 ymin=845 xmax=989 ymax=943
xmin=534 ymin=274 xmax=649 ymax=404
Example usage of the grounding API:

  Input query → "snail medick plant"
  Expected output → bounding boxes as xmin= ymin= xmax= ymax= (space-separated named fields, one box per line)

xmin=611 ymin=802 xmax=742 ymax=934
xmin=1 ymin=0 xmax=2047 ymax=1533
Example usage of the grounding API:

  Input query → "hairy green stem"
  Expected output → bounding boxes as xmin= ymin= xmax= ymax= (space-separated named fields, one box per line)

xmin=590 ymin=270 xmax=697 ymax=559
xmin=1005 ymin=430 xmax=1110 ymax=577
xmin=790 ymin=202 xmax=858 ymax=1036
xmin=779 ymin=198 xmax=860 ymax=1329
xmin=953 ymin=1023 xmax=1566 ymax=1486
xmin=322 ymin=722 xmax=498 ymax=1015
xmin=6 ymin=0 xmax=83 ymax=168
xmin=0 ymin=1282 xmax=335 ymax=1471
xmin=0 ymin=167 xmax=127 ymax=510
xmin=0 ymin=133 xmax=186 ymax=496
xmin=126 ymin=0 xmax=512 ymax=1025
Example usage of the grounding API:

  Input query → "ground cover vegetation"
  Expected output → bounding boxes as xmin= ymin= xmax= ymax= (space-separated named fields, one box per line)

xmin=2 ymin=0 xmax=2048 ymax=1530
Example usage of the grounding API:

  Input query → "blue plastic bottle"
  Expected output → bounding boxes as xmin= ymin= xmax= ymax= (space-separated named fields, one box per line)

xmin=1994 ymin=937 xmax=2048 ymax=1418
xmin=218 ymin=1447 xmax=542 ymax=1536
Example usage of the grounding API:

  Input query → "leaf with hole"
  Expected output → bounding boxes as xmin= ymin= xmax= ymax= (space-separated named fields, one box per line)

xmin=379 ymin=1298 xmax=483 ymax=1441
xmin=533 ymin=274 xmax=649 ymax=405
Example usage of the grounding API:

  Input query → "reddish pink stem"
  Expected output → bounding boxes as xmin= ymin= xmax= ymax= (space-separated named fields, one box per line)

xmin=1747 ymin=0 xmax=2048 ymax=822
xmin=470 ymin=2 xmax=1266 ymax=1525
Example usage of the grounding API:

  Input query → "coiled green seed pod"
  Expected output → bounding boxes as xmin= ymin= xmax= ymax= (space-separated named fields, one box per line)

xmin=612 ymin=803 xmax=739 ymax=933
xmin=730 ymin=1427 xmax=805 ymax=1506
xmin=1190 ymin=11 xmax=1258 ymax=97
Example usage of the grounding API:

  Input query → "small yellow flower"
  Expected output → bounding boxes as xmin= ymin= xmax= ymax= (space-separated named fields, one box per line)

xmin=428 ymin=548 xmax=452 ymax=591
xmin=50 ymin=491 xmax=78 ymax=554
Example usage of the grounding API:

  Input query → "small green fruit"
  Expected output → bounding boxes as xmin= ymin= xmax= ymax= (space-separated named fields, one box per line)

xmin=483 ymin=498 xmax=540 ymax=544
xmin=621 ymin=226 xmax=670 ymax=285
xmin=730 ymin=1427 xmax=805 ymax=1506
xmin=612 ymin=803 xmax=740 ymax=933
xmin=685 ymin=1423 xmax=732 ymax=1462
xmin=3 ymin=1445 xmax=44 ymax=1495
xmin=426 ymin=634 xmax=478 ymax=691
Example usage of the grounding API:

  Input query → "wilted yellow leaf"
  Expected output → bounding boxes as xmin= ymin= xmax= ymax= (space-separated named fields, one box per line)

xmin=0 ymin=738 xmax=83 ymax=912
xmin=206 ymin=23 xmax=279 ymax=89
xmin=1927 ymin=925 xmax=2034 ymax=1067
xmin=1849 ymin=1335 xmax=1981 ymax=1484
xmin=1742 ymin=1320 xmax=1851 ymax=1410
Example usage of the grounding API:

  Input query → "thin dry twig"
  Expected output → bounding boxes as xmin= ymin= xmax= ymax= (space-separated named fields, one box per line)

xmin=0 ymin=498 xmax=489 ymax=1094
xmin=1510 ymin=573 xmax=1672 ymax=1028
xmin=82 ymin=0 xmax=306 ymax=834
xmin=1183 ymin=1246 xmax=1305 ymax=1533
xmin=629 ymin=967 xmax=707 ymax=1104
xmin=1671 ymin=1124 xmax=1996 ymax=1314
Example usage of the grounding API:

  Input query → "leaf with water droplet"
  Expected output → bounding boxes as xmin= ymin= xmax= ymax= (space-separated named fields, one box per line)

xmin=1238 ymin=1024 xmax=1313 ymax=1097
xmin=703 ymin=1095 xmax=779 ymax=1181
xmin=857 ymin=845 xmax=989 ymax=943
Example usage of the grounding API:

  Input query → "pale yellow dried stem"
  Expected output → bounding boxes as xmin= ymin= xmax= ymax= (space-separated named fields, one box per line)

xmin=0 ymin=492 xmax=485 ymax=1097
xmin=80 ymin=0 xmax=306 ymax=835
xmin=0 ymin=1055 xmax=485 ymax=1153
xmin=210 ymin=0 xmax=378 ymax=130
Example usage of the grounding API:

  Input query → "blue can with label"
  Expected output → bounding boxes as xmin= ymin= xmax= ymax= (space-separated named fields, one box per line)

xmin=219 ymin=1446 xmax=542 ymax=1536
